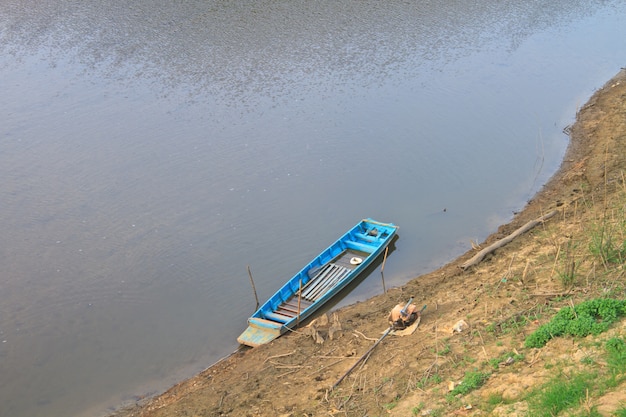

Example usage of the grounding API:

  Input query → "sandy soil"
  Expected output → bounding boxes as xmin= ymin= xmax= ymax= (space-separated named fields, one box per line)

xmin=112 ymin=68 xmax=626 ymax=417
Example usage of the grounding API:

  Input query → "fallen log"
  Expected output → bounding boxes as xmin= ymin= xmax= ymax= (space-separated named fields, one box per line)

xmin=460 ymin=210 xmax=557 ymax=270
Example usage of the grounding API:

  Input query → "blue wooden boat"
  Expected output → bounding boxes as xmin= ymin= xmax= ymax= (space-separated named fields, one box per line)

xmin=237 ymin=218 xmax=398 ymax=347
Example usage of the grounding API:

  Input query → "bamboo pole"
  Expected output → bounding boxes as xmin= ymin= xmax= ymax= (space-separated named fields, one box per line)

xmin=381 ymin=246 xmax=389 ymax=293
xmin=381 ymin=271 xmax=387 ymax=294
xmin=297 ymin=279 xmax=302 ymax=327
xmin=381 ymin=246 xmax=389 ymax=273
xmin=247 ymin=265 xmax=260 ymax=310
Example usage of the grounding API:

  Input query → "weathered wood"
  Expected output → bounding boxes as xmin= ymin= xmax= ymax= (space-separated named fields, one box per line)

xmin=381 ymin=246 xmax=389 ymax=273
xmin=307 ymin=268 xmax=350 ymax=301
xmin=301 ymin=264 xmax=336 ymax=299
xmin=302 ymin=265 xmax=350 ymax=301
xmin=460 ymin=210 xmax=557 ymax=270
xmin=277 ymin=306 xmax=298 ymax=316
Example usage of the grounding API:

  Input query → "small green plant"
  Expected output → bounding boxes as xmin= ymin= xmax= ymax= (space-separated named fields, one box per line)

xmin=463 ymin=355 xmax=476 ymax=364
xmin=558 ymin=239 xmax=578 ymax=288
xmin=411 ymin=402 xmax=425 ymax=415
xmin=502 ymin=315 xmax=528 ymax=334
xmin=525 ymin=298 xmax=626 ymax=348
xmin=557 ymin=260 xmax=577 ymax=288
xmin=580 ymin=355 xmax=595 ymax=365
xmin=486 ymin=392 xmax=503 ymax=405
xmin=416 ymin=373 xmax=442 ymax=389
xmin=429 ymin=408 xmax=444 ymax=417
xmin=485 ymin=315 xmax=528 ymax=337
xmin=488 ymin=351 xmax=525 ymax=369
xmin=589 ymin=220 xmax=626 ymax=265
xmin=605 ymin=337 xmax=626 ymax=375
xmin=384 ymin=400 xmax=398 ymax=410
xmin=447 ymin=371 xmax=490 ymax=400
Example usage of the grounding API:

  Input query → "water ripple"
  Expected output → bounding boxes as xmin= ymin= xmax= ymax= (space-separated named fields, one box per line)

xmin=0 ymin=0 xmax=609 ymax=104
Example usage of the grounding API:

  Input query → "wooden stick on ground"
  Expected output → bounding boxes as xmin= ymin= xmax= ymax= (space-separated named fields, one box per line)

xmin=263 ymin=350 xmax=296 ymax=364
xmin=332 ymin=326 xmax=393 ymax=390
xmin=460 ymin=210 xmax=557 ymax=270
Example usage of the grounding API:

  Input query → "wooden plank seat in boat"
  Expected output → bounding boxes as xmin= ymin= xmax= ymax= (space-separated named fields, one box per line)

xmin=264 ymin=293 xmax=317 ymax=322
xmin=283 ymin=298 xmax=312 ymax=309
xmin=278 ymin=305 xmax=300 ymax=314
xmin=263 ymin=264 xmax=353 ymax=325
xmin=267 ymin=259 xmax=358 ymax=323
xmin=274 ymin=297 xmax=313 ymax=317
xmin=300 ymin=263 xmax=351 ymax=302
xmin=263 ymin=311 xmax=292 ymax=323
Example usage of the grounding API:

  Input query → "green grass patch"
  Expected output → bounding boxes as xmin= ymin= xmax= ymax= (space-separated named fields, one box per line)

xmin=524 ymin=298 xmax=626 ymax=348
xmin=526 ymin=371 xmax=596 ymax=417
xmin=446 ymin=370 xmax=490 ymax=402
xmin=605 ymin=337 xmax=626 ymax=375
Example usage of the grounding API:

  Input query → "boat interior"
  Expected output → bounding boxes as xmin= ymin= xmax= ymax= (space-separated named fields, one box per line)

xmin=262 ymin=248 xmax=369 ymax=324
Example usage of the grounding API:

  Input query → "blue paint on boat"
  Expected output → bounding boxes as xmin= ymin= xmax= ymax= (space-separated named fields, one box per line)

xmin=237 ymin=218 xmax=398 ymax=347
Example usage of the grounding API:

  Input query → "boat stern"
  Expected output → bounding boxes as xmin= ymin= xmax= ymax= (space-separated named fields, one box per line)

xmin=237 ymin=318 xmax=284 ymax=348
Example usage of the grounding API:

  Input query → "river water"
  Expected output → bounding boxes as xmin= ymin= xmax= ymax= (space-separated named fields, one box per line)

xmin=1 ymin=1 xmax=625 ymax=416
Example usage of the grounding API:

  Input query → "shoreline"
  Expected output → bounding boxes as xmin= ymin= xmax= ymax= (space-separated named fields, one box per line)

xmin=112 ymin=67 xmax=626 ymax=417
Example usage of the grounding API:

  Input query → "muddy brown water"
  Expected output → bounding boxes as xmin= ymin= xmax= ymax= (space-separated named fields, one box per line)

xmin=1 ymin=1 xmax=626 ymax=416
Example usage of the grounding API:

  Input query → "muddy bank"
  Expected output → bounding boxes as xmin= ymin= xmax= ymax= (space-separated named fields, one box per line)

xmin=112 ymin=68 xmax=626 ymax=417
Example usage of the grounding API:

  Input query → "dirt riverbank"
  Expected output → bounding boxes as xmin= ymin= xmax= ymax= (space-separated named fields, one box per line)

xmin=112 ymin=68 xmax=626 ymax=417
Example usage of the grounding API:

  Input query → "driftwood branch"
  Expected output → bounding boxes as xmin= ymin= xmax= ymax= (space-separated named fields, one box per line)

xmin=460 ymin=210 xmax=557 ymax=270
